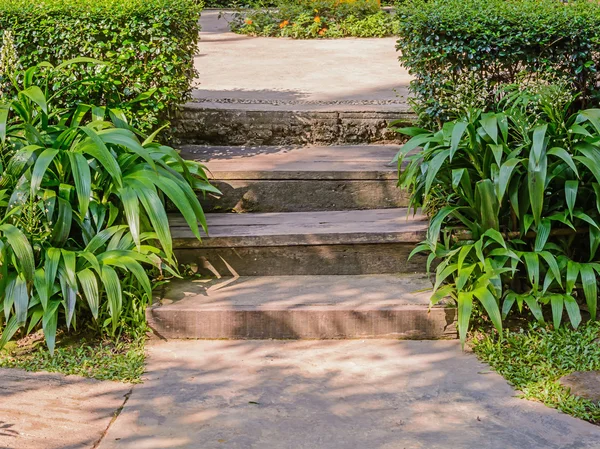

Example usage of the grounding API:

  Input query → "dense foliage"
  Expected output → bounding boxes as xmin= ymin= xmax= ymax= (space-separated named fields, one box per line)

xmin=397 ymin=85 xmax=600 ymax=345
xmin=232 ymin=0 xmax=397 ymax=38
xmin=395 ymin=0 xmax=600 ymax=124
xmin=0 ymin=0 xmax=202 ymax=132
xmin=474 ymin=322 xmax=600 ymax=423
xmin=0 ymin=61 xmax=216 ymax=354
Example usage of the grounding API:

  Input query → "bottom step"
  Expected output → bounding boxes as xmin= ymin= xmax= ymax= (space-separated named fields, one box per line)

xmin=149 ymin=274 xmax=457 ymax=340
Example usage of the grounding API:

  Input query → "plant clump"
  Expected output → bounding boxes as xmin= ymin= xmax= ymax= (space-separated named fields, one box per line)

xmin=231 ymin=0 xmax=397 ymax=38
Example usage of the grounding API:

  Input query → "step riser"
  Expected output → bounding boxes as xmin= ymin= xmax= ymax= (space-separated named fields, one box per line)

xmin=174 ymin=107 xmax=414 ymax=146
xmin=148 ymin=307 xmax=457 ymax=340
xmin=175 ymin=243 xmax=426 ymax=276
xmin=201 ymin=179 xmax=409 ymax=212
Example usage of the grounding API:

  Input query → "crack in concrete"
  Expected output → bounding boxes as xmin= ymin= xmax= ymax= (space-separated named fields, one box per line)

xmin=91 ymin=387 xmax=134 ymax=449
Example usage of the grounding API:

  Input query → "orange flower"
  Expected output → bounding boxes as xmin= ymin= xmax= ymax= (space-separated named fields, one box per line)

xmin=279 ymin=20 xmax=289 ymax=28
xmin=314 ymin=16 xmax=321 ymax=23
xmin=318 ymin=28 xmax=328 ymax=36
xmin=245 ymin=19 xmax=253 ymax=25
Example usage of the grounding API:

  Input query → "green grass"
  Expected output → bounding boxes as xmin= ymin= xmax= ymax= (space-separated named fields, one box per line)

xmin=473 ymin=322 xmax=600 ymax=424
xmin=0 ymin=332 xmax=146 ymax=383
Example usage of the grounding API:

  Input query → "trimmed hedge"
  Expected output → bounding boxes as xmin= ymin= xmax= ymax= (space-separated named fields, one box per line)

xmin=0 ymin=0 xmax=202 ymax=131
xmin=396 ymin=0 xmax=600 ymax=122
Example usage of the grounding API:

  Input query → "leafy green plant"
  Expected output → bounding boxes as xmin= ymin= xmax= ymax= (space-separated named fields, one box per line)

xmin=0 ymin=60 xmax=218 ymax=354
xmin=396 ymin=0 xmax=600 ymax=123
xmin=0 ymin=0 xmax=202 ymax=132
xmin=231 ymin=0 xmax=397 ymax=38
xmin=396 ymin=85 xmax=600 ymax=345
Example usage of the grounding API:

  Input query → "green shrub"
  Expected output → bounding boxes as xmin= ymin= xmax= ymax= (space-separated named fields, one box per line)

xmin=232 ymin=0 xmax=397 ymax=38
xmin=0 ymin=0 xmax=202 ymax=132
xmin=396 ymin=85 xmax=600 ymax=345
xmin=0 ymin=61 xmax=217 ymax=354
xmin=396 ymin=0 xmax=600 ymax=124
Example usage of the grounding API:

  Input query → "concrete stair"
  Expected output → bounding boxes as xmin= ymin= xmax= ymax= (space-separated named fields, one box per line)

xmin=171 ymin=209 xmax=429 ymax=276
xmin=155 ymin=15 xmax=456 ymax=339
xmin=149 ymin=274 xmax=456 ymax=340
xmin=180 ymin=144 xmax=409 ymax=212
xmin=174 ymin=98 xmax=414 ymax=147
xmin=153 ymin=140 xmax=458 ymax=340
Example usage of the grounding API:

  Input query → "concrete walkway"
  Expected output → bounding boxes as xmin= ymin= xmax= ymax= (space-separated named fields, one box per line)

xmin=0 ymin=368 xmax=130 ymax=449
xmin=97 ymin=340 xmax=600 ymax=449
xmin=193 ymin=11 xmax=411 ymax=111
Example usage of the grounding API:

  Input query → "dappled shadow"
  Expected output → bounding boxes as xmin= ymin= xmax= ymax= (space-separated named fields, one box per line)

xmin=0 ymin=368 xmax=130 ymax=449
xmin=149 ymin=274 xmax=455 ymax=339
xmin=0 ymin=421 xmax=18 ymax=438
xmin=97 ymin=339 xmax=600 ymax=449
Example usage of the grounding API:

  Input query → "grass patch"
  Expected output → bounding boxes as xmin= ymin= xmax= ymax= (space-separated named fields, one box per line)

xmin=0 ymin=332 xmax=146 ymax=383
xmin=473 ymin=322 xmax=600 ymax=424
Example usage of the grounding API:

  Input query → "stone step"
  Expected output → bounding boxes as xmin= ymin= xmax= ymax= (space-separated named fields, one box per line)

xmin=180 ymin=144 xmax=409 ymax=212
xmin=174 ymin=101 xmax=414 ymax=146
xmin=172 ymin=208 xmax=428 ymax=276
xmin=148 ymin=274 xmax=457 ymax=339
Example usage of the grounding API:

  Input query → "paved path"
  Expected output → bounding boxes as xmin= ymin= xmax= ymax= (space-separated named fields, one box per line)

xmin=0 ymin=368 xmax=130 ymax=449
xmin=193 ymin=11 xmax=411 ymax=111
xmin=98 ymin=340 xmax=600 ymax=449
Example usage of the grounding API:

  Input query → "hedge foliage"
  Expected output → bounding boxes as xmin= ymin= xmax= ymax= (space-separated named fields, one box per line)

xmin=0 ymin=0 xmax=202 ymax=131
xmin=396 ymin=0 xmax=600 ymax=122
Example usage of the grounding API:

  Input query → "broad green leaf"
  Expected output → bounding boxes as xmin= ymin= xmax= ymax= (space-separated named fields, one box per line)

xmin=0 ymin=315 xmax=21 ymax=350
xmin=101 ymin=265 xmax=122 ymax=334
xmin=77 ymin=269 xmax=99 ymax=319
xmin=550 ymin=294 xmax=564 ymax=329
xmin=548 ymin=147 xmax=578 ymax=178
xmin=21 ymin=86 xmax=48 ymax=115
xmin=475 ymin=180 xmax=499 ymax=232
xmin=528 ymin=149 xmax=547 ymax=226
xmin=42 ymin=301 xmax=61 ymax=356
xmin=524 ymin=295 xmax=544 ymax=323
xmin=580 ymin=264 xmax=597 ymax=320
xmin=473 ymin=286 xmax=502 ymax=333
xmin=68 ymin=152 xmax=92 ymax=217
xmin=30 ymin=148 xmax=59 ymax=195
xmin=430 ymin=285 xmax=453 ymax=307
xmin=534 ymin=219 xmax=551 ymax=252
xmin=566 ymin=260 xmax=579 ymax=294
xmin=497 ymin=158 xmax=521 ymax=202
xmin=564 ymin=295 xmax=582 ymax=329
xmin=0 ymin=224 xmax=35 ymax=282
xmin=565 ymin=180 xmax=578 ymax=219
xmin=450 ymin=121 xmax=468 ymax=160
xmin=457 ymin=292 xmax=473 ymax=348
xmin=539 ymin=251 xmax=562 ymax=288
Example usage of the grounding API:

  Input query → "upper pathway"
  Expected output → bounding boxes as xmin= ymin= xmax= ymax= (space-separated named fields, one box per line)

xmin=192 ymin=10 xmax=412 ymax=112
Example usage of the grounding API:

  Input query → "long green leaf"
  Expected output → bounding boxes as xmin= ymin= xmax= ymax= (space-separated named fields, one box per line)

xmin=457 ymin=292 xmax=473 ymax=348
xmin=101 ymin=265 xmax=122 ymax=334
xmin=0 ymin=224 xmax=35 ymax=282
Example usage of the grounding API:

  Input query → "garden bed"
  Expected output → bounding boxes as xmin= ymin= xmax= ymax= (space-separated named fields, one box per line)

xmin=230 ymin=0 xmax=399 ymax=38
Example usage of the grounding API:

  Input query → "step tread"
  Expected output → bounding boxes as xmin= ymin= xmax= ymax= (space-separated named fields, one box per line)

xmin=158 ymin=274 xmax=439 ymax=311
xmin=171 ymin=208 xmax=428 ymax=247
xmin=179 ymin=145 xmax=400 ymax=180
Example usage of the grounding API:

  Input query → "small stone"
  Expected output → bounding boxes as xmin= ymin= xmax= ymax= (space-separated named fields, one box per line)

xmin=559 ymin=371 xmax=600 ymax=403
